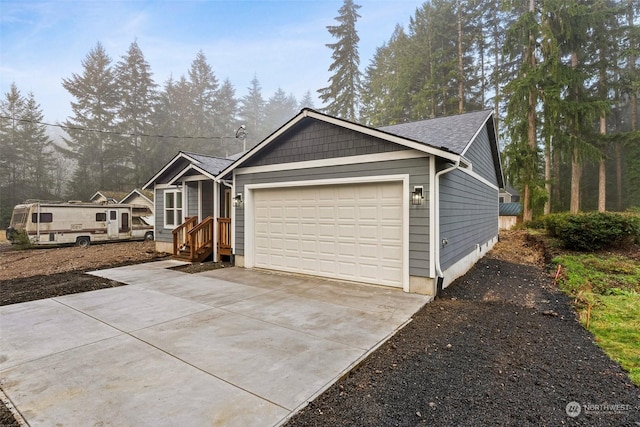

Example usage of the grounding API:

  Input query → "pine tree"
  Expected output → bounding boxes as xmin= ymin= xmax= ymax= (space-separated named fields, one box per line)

xmin=62 ymin=42 xmax=119 ymax=199
xmin=238 ymin=76 xmax=266 ymax=150
xmin=114 ymin=41 xmax=157 ymax=187
xmin=215 ymin=78 xmax=239 ymax=156
xmin=0 ymin=84 xmax=27 ymax=223
xmin=299 ymin=90 xmax=315 ymax=110
xmin=187 ymin=50 xmax=219 ymax=153
xmin=264 ymin=88 xmax=298 ymax=131
xmin=20 ymin=93 xmax=54 ymax=198
xmin=318 ymin=0 xmax=362 ymax=121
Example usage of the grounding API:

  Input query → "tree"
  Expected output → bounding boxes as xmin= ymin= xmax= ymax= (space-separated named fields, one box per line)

xmin=299 ymin=90 xmax=315 ymax=110
xmin=187 ymin=51 xmax=219 ymax=153
xmin=264 ymin=88 xmax=298 ymax=131
xmin=215 ymin=78 xmax=240 ymax=157
xmin=318 ymin=0 xmax=362 ymax=121
xmin=238 ymin=76 xmax=266 ymax=150
xmin=114 ymin=41 xmax=157 ymax=187
xmin=61 ymin=42 xmax=119 ymax=199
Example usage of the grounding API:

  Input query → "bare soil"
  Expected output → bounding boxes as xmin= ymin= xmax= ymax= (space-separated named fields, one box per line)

xmin=1 ymin=231 xmax=639 ymax=426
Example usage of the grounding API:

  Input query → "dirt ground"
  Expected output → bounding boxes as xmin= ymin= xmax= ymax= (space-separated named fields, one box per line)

xmin=1 ymin=231 xmax=639 ymax=426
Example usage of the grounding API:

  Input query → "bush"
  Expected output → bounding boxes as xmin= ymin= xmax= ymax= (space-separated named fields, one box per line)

xmin=544 ymin=212 xmax=640 ymax=251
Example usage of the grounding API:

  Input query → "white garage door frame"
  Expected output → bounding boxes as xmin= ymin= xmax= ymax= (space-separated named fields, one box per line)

xmin=244 ymin=174 xmax=410 ymax=292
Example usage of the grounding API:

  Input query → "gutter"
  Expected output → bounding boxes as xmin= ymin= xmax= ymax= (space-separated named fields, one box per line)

xmin=433 ymin=157 xmax=462 ymax=296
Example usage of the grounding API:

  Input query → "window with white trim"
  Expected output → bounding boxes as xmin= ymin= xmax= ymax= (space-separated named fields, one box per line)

xmin=164 ymin=190 xmax=183 ymax=227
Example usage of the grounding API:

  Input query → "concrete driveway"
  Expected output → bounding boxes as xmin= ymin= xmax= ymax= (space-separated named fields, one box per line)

xmin=0 ymin=261 xmax=430 ymax=426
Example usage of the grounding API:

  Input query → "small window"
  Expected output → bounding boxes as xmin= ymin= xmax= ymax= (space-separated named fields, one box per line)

xmin=164 ymin=190 xmax=183 ymax=227
xmin=31 ymin=212 xmax=53 ymax=223
xmin=499 ymin=197 xmax=504 ymax=203
xmin=110 ymin=211 xmax=117 ymax=220
xmin=96 ymin=212 xmax=107 ymax=221
xmin=121 ymin=213 xmax=129 ymax=232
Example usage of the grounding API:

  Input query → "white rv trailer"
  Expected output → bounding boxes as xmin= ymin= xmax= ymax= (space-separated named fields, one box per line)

xmin=6 ymin=201 xmax=153 ymax=246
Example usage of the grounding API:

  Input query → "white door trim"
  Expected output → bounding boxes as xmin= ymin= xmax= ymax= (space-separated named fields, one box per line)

xmin=244 ymin=174 xmax=410 ymax=292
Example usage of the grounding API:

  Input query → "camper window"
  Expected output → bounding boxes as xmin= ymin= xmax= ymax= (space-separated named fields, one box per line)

xmin=31 ymin=213 xmax=53 ymax=223
xmin=96 ymin=212 xmax=106 ymax=221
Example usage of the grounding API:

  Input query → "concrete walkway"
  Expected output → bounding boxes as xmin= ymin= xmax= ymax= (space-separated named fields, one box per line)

xmin=0 ymin=261 xmax=430 ymax=426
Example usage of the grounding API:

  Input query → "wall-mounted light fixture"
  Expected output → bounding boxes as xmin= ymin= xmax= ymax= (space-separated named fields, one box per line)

xmin=411 ymin=186 xmax=424 ymax=206
xmin=233 ymin=193 xmax=243 ymax=208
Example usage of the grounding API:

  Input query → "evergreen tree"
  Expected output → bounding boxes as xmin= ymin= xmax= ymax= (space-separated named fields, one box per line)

xmin=215 ymin=78 xmax=240 ymax=157
xmin=264 ymin=88 xmax=298 ymax=131
xmin=318 ymin=0 xmax=362 ymax=121
xmin=187 ymin=51 xmax=219 ymax=153
xmin=114 ymin=40 xmax=158 ymax=187
xmin=61 ymin=42 xmax=119 ymax=199
xmin=238 ymin=76 xmax=266 ymax=150
xmin=299 ymin=90 xmax=315 ymax=110
xmin=20 ymin=93 xmax=54 ymax=198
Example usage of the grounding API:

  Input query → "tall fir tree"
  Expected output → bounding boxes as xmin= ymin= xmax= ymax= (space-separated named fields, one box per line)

xmin=114 ymin=41 xmax=157 ymax=187
xmin=318 ymin=0 xmax=362 ymax=121
xmin=264 ymin=88 xmax=298 ymax=131
xmin=61 ymin=42 xmax=119 ymax=199
xmin=238 ymin=76 xmax=266 ymax=150
xmin=187 ymin=50 xmax=219 ymax=154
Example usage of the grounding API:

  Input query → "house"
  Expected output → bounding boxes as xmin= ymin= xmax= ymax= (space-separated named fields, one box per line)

xmin=142 ymin=151 xmax=235 ymax=261
xmin=143 ymin=110 xmax=504 ymax=294
xmin=499 ymin=202 xmax=522 ymax=230
xmin=120 ymin=189 xmax=154 ymax=210
xmin=90 ymin=191 xmax=128 ymax=204
xmin=217 ymin=108 xmax=504 ymax=295
xmin=499 ymin=183 xmax=520 ymax=203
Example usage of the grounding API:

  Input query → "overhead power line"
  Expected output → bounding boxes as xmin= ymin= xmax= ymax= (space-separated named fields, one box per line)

xmin=0 ymin=115 xmax=239 ymax=140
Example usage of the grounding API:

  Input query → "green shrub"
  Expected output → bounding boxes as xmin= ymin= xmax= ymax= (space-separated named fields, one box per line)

xmin=544 ymin=212 xmax=640 ymax=251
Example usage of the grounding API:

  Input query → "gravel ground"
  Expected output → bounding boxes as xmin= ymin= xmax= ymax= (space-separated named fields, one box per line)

xmin=1 ymin=233 xmax=638 ymax=426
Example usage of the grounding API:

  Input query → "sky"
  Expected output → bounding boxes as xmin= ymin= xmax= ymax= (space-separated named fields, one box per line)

xmin=1 ymin=0 xmax=423 ymax=126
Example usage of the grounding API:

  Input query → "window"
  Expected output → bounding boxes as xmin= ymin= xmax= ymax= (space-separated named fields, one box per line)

xmin=121 ymin=213 xmax=130 ymax=232
xmin=164 ymin=190 xmax=183 ymax=227
xmin=110 ymin=210 xmax=117 ymax=220
xmin=96 ymin=212 xmax=107 ymax=221
xmin=31 ymin=212 xmax=53 ymax=223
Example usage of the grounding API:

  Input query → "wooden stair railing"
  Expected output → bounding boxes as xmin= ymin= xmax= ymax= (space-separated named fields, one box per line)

xmin=173 ymin=216 xmax=214 ymax=262
xmin=217 ymin=217 xmax=231 ymax=261
xmin=172 ymin=216 xmax=198 ymax=256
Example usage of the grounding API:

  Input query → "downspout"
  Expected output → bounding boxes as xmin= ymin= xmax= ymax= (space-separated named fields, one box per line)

xmin=433 ymin=158 xmax=461 ymax=296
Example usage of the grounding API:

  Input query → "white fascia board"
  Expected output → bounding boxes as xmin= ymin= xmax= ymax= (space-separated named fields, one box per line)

xmin=167 ymin=164 xmax=216 ymax=185
xmin=458 ymin=166 xmax=500 ymax=191
xmin=217 ymin=109 xmax=460 ymax=179
xmin=142 ymin=152 xmax=200 ymax=189
xmin=234 ymin=150 xmax=428 ymax=175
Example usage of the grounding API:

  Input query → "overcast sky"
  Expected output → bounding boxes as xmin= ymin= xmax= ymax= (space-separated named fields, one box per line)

xmin=1 ymin=0 xmax=422 ymax=125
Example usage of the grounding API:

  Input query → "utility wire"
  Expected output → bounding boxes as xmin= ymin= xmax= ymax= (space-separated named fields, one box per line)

xmin=0 ymin=115 xmax=239 ymax=140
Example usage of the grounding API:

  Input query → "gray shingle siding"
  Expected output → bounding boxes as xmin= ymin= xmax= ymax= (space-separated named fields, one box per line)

xmin=246 ymin=119 xmax=404 ymax=167
xmin=439 ymin=169 xmax=498 ymax=270
xmin=463 ymin=126 xmax=498 ymax=186
xmin=234 ymin=157 xmax=431 ymax=278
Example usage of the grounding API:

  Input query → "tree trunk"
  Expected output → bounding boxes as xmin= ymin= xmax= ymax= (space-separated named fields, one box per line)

xmin=544 ymin=135 xmax=552 ymax=215
xmin=615 ymin=142 xmax=623 ymax=210
xmin=523 ymin=0 xmax=536 ymax=222
xmin=571 ymin=146 xmax=581 ymax=213
xmin=457 ymin=0 xmax=464 ymax=113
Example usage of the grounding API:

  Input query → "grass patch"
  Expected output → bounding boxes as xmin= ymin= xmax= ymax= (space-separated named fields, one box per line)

xmin=553 ymin=253 xmax=640 ymax=386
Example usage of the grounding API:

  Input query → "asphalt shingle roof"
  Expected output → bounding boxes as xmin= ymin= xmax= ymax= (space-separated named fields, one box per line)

xmin=182 ymin=151 xmax=234 ymax=176
xmin=378 ymin=110 xmax=493 ymax=155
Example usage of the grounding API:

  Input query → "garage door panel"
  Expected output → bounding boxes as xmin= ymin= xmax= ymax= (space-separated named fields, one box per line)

xmin=253 ymin=181 xmax=404 ymax=288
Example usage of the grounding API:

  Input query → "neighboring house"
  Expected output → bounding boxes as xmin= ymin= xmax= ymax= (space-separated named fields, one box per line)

xmin=90 ymin=191 xmax=128 ymax=204
xmin=120 ymin=189 xmax=154 ymax=210
xmin=499 ymin=202 xmax=522 ymax=230
xmin=217 ymin=108 xmax=504 ymax=295
xmin=499 ymin=184 xmax=520 ymax=203
xmin=142 ymin=152 xmax=235 ymax=261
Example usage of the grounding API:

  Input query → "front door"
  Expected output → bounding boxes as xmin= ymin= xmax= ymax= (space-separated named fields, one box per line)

xmin=107 ymin=210 xmax=119 ymax=238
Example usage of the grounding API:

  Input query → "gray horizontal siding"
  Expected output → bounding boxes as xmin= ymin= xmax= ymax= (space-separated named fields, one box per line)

xmin=246 ymin=118 xmax=405 ymax=167
xmin=235 ymin=157 xmax=431 ymax=278
xmin=439 ymin=169 xmax=498 ymax=270
xmin=155 ymin=189 xmax=172 ymax=243
xmin=464 ymin=126 xmax=498 ymax=186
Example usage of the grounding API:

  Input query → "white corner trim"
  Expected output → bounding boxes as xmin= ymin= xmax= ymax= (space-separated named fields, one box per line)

xmin=234 ymin=150 xmax=428 ymax=176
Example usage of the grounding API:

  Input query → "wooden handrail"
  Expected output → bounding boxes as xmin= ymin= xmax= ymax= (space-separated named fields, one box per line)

xmin=186 ymin=216 xmax=214 ymax=261
xmin=217 ymin=217 xmax=231 ymax=261
xmin=172 ymin=216 xmax=197 ymax=256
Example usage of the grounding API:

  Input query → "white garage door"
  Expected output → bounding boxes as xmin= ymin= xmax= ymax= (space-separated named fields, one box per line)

xmin=253 ymin=181 xmax=404 ymax=287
